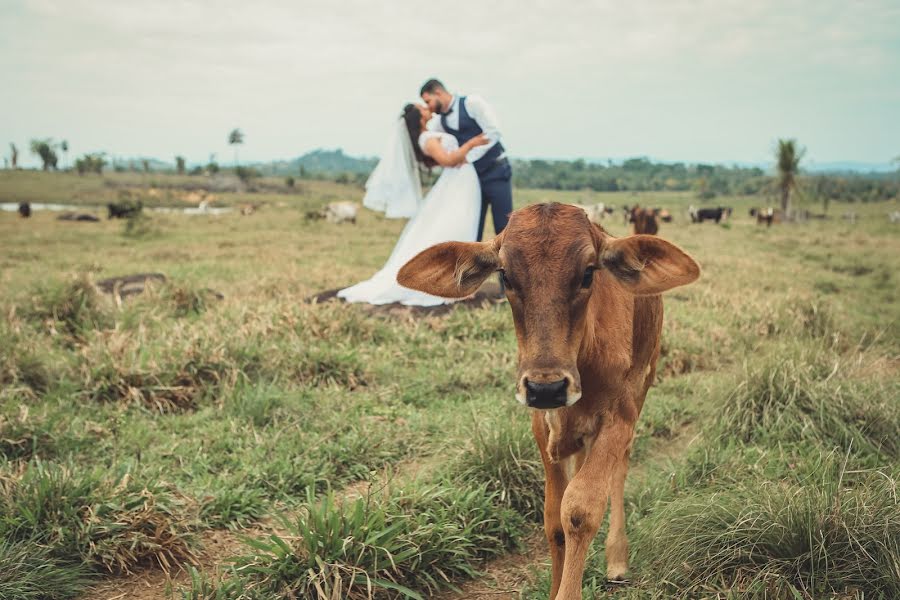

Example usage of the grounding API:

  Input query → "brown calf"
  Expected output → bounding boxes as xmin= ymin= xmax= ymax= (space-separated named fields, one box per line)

xmin=398 ymin=203 xmax=699 ymax=599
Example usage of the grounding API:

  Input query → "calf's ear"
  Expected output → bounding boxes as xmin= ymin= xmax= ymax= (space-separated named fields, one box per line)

xmin=398 ymin=241 xmax=499 ymax=298
xmin=600 ymin=235 xmax=700 ymax=295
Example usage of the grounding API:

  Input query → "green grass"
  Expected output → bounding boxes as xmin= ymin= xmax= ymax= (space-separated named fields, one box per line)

xmin=1 ymin=170 xmax=898 ymax=598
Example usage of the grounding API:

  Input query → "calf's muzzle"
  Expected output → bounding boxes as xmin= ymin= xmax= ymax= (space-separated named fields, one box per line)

xmin=524 ymin=378 xmax=569 ymax=409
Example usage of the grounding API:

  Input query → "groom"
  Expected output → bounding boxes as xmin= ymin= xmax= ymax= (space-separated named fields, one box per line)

xmin=420 ymin=79 xmax=512 ymax=242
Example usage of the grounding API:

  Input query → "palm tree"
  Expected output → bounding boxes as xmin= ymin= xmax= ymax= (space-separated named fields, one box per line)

xmin=61 ymin=140 xmax=69 ymax=170
xmin=228 ymin=128 xmax=244 ymax=166
xmin=30 ymin=139 xmax=58 ymax=171
xmin=775 ymin=139 xmax=804 ymax=215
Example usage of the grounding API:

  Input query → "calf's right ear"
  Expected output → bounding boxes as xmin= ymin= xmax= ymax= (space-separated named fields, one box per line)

xmin=398 ymin=241 xmax=499 ymax=298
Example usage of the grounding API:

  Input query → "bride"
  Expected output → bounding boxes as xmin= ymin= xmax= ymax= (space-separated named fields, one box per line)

xmin=337 ymin=103 xmax=488 ymax=306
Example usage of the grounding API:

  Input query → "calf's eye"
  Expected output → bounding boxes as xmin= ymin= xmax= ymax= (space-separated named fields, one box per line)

xmin=581 ymin=267 xmax=596 ymax=289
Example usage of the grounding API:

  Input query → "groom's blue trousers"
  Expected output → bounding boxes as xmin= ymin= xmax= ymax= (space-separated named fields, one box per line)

xmin=476 ymin=158 xmax=513 ymax=242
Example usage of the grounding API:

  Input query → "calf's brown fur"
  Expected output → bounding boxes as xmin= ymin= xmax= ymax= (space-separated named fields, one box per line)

xmin=398 ymin=203 xmax=699 ymax=599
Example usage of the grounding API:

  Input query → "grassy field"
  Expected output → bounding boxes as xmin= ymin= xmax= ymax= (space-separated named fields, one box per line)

xmin=1 ymin=171 xmax=898 ymax=600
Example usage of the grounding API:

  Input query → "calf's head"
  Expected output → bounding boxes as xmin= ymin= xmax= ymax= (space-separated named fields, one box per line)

xmin=397 ymin=203 xmax=699 ymax=410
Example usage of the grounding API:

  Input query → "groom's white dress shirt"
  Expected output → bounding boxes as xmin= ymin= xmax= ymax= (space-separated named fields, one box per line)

xmin=427 ymin=94 xmax=503 ymax=163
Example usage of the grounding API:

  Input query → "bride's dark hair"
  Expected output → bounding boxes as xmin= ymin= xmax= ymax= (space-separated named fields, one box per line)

xmin=402 ymin=103 xmax=437 ymax=168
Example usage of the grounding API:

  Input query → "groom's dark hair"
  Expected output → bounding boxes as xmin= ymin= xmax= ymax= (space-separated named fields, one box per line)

xmin=420 ymin=79 xmax=446 ymax=96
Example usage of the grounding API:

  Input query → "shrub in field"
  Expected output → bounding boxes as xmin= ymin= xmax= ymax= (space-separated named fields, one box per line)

xmin=718 ymin=348 xmax=899 ymax=463
xmin=635 ymin=469 xmax=900 ymax=598
xmin=0 ymin=540 xmax=91 ymax=600
xmin=0 ymin=460 xmax=199 ymax=573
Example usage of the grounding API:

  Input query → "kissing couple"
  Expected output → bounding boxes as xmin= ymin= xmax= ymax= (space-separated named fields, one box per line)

xmin=338 ymin=78 xmax=513 ymax=307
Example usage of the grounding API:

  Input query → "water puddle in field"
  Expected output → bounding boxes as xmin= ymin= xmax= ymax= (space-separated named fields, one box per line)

xmin=1 ymin=202 xmax=233 ymax=216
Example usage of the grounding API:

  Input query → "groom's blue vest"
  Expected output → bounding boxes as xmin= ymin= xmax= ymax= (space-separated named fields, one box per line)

xmin=441 ymin=96 xmax=506 ymax=178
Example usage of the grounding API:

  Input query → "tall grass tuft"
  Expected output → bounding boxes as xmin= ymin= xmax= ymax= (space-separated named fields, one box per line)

xmin=636 ymin=467 xmax=900 ymax=598
xmin=717 ymin=347 xmax=899 ymax=463
xmin=24 ymin=274 xmax=113 ymax=339
xmin=230 ymin=483 xmax=526 ymax=599
xmin=0 ymin=460 xmax=199 ymax=573
xmin=0 ymin=540 xmax=92 ymax=600
xmin=451 ymin=413 xmax=544 ymax=520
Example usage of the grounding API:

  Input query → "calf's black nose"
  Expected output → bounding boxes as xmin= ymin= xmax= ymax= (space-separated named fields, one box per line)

xmin=525 ymin=378 xmax=568 ymax=409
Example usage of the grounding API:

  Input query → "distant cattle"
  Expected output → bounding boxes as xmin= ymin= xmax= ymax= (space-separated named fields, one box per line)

xmin=18 ymin=202 xmax=31 ymax=218
xmin=58 ymin=212 xmax=100 ymax=222
xmin=689 ymin=206 xmax=732 ymax=223
xmin=107 ymin=200 xmax=143 ymax=219
xmin=656 ymin=208 xmax=673 ymax=223
xmin=750 ymin=207 xmax=776 ymax=227
xmin=889 ymin=211 xmax=900 ymax=224
xmin=630 ymin=206 xmax=659 ymax=235
xmin=307 ymin=201 xmax=360 ymax=224
xmin=239 ymin=203 xmax=260 ymax=216
xmin=571 ymin=203 xmax=612 ymax=225
xmin=325 ymin=202 xmax=359 ymax=224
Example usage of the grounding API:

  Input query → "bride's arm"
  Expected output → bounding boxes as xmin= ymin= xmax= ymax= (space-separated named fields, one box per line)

xmin=424 ymin=134 xmax=489 ymax=167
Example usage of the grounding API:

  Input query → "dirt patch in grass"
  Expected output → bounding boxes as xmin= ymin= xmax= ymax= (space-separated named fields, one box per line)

xmin=433 ymin=529 xmax=545 ymax=600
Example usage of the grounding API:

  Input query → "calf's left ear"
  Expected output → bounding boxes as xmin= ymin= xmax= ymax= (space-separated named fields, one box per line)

xmin=600 ymin=235 xmax=700 ymax=295
xmin=398 ymin=241 xmax=499 ymax=298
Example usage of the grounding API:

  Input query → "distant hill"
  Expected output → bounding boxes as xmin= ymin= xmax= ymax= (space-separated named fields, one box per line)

xmin=257 ymin=149 xmax=377 ymax=176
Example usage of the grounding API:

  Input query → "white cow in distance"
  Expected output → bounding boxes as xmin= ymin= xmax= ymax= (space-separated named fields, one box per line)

xmin=323 ymin=201 xmax=360 ymax=224
xmin=570 ymin=202 xmax=610 ymax=225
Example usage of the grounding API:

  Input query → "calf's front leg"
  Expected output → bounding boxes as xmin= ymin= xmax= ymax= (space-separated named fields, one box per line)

xmin=553 ymin=418 xmax=634 ymax=600
xmin=532 ymin=412 xmax=569 ymax=599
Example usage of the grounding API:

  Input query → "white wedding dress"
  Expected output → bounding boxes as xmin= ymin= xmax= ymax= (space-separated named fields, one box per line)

xmin=338 ymin=131 xmax=481 ymax=306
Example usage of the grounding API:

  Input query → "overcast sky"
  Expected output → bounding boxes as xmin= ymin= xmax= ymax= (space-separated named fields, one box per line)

xmin=2 ymin=0 xmax=898 ymax=168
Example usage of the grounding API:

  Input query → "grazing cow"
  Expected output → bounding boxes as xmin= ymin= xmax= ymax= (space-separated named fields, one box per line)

xmin=656 ymin=208 xmax=672 ymax=223
xmin=323 ymin=201 xmax=359 ymax=224
xmin=107 ymin=200 xmax=143 ymax=219
xmin=750 ymin=207 xmax=776 ymax=227
xmin=689 ymin=205 xmax=732 ymax=223
xmin=58 ymin=212 xmax=100 ymax=222
xmin=889 ymin=211 xmax=900 ymax=224
xmin=398 ymin=203 xmax=700 ymax=599
xmin=18 ymin=202 xmax=31 ymax=218
xmin=629 ymin=206 xmax=659 ymax=235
